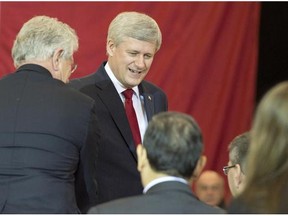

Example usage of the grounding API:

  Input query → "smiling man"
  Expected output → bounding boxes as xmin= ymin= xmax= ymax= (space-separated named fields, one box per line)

xmin=69 ymin=11 xmax=168 ymax=205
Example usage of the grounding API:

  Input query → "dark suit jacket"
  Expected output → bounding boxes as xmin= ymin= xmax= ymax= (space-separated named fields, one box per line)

xmin=88 ymin=181 xmax=226 ymax=214
xmin=0 ymin=64 xmax=99 ymax=213
xmin=69 ymin=61 xmax=168 ymax=204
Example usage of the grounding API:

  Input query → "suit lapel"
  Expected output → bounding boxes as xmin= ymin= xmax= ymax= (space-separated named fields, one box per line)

xmin=95 ymin=69 xmax=137 ymax=160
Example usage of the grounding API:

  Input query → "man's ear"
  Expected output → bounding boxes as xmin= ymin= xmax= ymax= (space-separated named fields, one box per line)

xmin=136 ymin=145 xmax=148 ymax=172
xmin=192 ymin=155 xmax=207 ymax=179
xmin=106 ymin=39 xmax=115 ymax=57
xmin=51 ymin=48 xmax=63 ymax=71
xmin=234 ymin=164 xmax=243 ymax=188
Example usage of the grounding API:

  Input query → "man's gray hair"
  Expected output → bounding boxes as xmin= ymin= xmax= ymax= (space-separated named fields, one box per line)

xmin=12 ymin=15 xmax=78 ymax=67
xmin=107 ymin=11 xmax=162 ymax=52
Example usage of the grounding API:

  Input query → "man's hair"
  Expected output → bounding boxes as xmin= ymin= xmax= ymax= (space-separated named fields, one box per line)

xmin=107 ymin=11 xmax=162 ymax=52
xmin=12 ymin=15 xmax=78 ymax=67
xmin=143 ymin=111 xmax=203 ymax=179
xmin=228 ymin=132 xmax=250 ymax=173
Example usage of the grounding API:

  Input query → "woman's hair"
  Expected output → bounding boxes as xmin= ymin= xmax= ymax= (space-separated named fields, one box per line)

xmin=107 ymin=11 xmax=162 ymax=52
xmin=12 ymin=15 xmax=78 ymax=67
xmin=239 ymin=81 xmax=288 ymax=213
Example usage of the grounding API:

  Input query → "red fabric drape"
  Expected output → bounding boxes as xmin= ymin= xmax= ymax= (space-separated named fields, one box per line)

xmin=0 ymin=2 xmax=260 ymax=201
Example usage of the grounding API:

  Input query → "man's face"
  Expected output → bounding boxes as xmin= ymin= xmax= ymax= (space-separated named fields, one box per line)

xmin=227 ymin=150 xmax=245 ymax=197
xmin=196 ymin=172 xmax=225 ymax=207
xmin=107 ymin=37 xmax=157 ymax=88
xmin=61 ymin=56 xmax=77 ymax=83
xmin=55 ymin=52 xmax=77 ymax=84
xmin=227 ymin=159 xmax=238 ymax=197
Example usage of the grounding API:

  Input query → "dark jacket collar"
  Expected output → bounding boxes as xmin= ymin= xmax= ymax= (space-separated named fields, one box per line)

xmin=16 ymin=64 xmax=53 ymax=78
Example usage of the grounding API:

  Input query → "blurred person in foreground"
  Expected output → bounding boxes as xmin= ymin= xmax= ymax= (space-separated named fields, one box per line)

xmin=0 ymin=16 xmax=99 ymax=213
xmin=69 ymin=11 xmax=168 ymax=204
xmin=224 ymin=132 xmax=250 ymax=197
xmin=195 ymin=170 xmax=226 ymax=209
xmin=228 ymin=82 xmax=288 ymax=213
xmin=88 ymin=112 xmax=225 ymax=214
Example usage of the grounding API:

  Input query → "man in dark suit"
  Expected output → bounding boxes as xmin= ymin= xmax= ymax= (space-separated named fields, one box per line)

xmin=88 ymin=112 xmax=225 ymax=213
xmin=69 ymin=11 xmax=168 ymax=204
xmin=0 ymin=16 xmax=99 ymax=213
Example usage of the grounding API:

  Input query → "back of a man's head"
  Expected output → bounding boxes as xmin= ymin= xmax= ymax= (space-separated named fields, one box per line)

xmin=12 ymin=15 xmax=78 ymax=68
xmin=142 ymin=111 xmax=203 ymax=179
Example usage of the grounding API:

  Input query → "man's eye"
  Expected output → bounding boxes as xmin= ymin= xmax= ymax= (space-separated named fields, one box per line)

xmin=128 ymin=52 xmax=137 ymax=56
xmin=144 ymin=55 xmax=152 ymax=59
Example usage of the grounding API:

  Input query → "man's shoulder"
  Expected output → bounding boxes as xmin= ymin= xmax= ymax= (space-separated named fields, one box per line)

xmin=199 ymin=204 xmax=226 ymax=214
xmin=69 ymin=62 xmax=106 ymax=90
xmin=88 ymin=187 xmax=226 ymax=214
xmin=69 ymin=72 xmax=98 ymax=90
xmin=141 ymin=80 xmax=162 ymax=91
xmin=140 ymin=80 xmax=167 ymax=98
xmin=88 ymin=195 xmax=143 ymax=214
xmin=65 ymin=85 xmax=95 ymax=104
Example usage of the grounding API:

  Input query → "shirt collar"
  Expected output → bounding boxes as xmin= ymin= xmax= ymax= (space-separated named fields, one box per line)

xmin=105 ymin=62 xmax=140 ymax=98
xmin=143 ymin=176 xmax=188 ymax=194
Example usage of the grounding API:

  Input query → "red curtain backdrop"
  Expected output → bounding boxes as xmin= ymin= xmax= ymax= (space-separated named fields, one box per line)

xmin=0 ymin=2 xmax=260 ymax=201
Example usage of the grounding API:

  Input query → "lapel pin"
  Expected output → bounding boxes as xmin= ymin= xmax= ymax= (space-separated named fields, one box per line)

xmin=148 ymin=96 xmax=152 ymax=100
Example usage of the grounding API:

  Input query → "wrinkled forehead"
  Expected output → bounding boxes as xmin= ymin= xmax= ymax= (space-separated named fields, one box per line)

xmin=198 ymin=176 xmax=224 ymax=187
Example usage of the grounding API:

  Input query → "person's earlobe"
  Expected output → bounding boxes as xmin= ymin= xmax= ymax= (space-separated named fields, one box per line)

xmin=136 ymin=145 xmax=147 ymax=172
xmin=192 ymin=155 xmax=207 ymax=179
xmin=234 ymin=164 xmax=242 ymax=188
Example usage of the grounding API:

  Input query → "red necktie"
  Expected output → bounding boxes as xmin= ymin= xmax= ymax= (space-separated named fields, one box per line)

xmin=122 ymin=89 xmax=141 ymax=146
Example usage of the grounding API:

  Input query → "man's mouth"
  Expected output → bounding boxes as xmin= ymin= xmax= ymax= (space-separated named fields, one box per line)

xmin=129 ymin=68 xmax=142 ymax=74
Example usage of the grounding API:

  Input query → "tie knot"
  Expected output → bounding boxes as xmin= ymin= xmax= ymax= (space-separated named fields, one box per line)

xmin=122 ymin=89 xmax=134 ymax=100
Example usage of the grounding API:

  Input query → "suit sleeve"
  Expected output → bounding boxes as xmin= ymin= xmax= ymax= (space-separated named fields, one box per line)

xmin=75 ymin=104 xmax=100 ymax=213
xmin=156 ymin=89 xmax=168 ymax=112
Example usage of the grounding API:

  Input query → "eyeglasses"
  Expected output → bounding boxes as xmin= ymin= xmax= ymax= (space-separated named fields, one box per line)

xmin=223 ymin=164 xmax=236 ymax=175
xmin=58 ymin=50 xmax=77 ymax=73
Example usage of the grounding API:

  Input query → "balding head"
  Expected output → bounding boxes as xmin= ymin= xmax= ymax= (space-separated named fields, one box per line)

xmin=195 ymin=170 xmax=225 ymax=207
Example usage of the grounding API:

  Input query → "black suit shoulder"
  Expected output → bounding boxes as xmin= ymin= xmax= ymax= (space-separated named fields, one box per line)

xmin=88 ymin=181 xmax=226 ymax=214
xmin=69 ymin=62 xmax=106 ymax=90
xmin=0 ymin=64 xmax=98 ymax=213
xmin=140 ymin=79 xmax=167 ymax=96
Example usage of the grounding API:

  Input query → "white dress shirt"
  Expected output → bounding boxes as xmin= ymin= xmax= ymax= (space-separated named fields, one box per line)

xmin=105 ymin=63 xmax=148 ymax=142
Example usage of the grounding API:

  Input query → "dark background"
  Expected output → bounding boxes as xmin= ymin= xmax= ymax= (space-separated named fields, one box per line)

xmin=257 ymin=2 xmax=288 ymax=104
